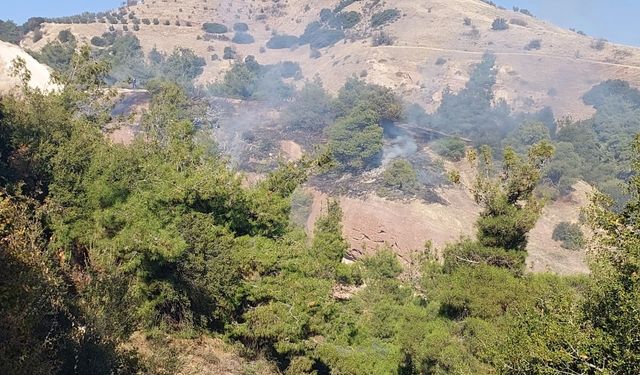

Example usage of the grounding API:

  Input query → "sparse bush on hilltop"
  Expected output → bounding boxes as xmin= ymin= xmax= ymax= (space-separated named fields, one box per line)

xmin=552 ymin=222 xmax=585 ymax=250
xmin=519 ymin=8 xmax=534 ymax=17
xmin=510 ymin=18 xmax=527 ymax=27
xmin=525 ymin=39 xmax=542 ymax=50
xmin=202 ymin=22 xmax=228 ymax=34
xmin=371 ymin=9 xmax=401 ymax=28
xmin=372 ymin=31 xmax=393 ymax=46
xmin=463 ymin=17 xmax=472 ymax=26
xmin=492 ymin=18 xmax=509 ymax=31
xmin=591 ymin=38 xmax=607 ymax=50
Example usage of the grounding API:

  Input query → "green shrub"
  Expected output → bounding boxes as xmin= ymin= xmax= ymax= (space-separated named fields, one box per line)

xmin=331 ymin=11 xmax=362 ymax=29
xmin=372 ymin=31 xmax=393 ymax=46
xmin=232 ymin=32 xmax=255 ymax=44
xmin=90 ymin=36 xmax=107 ymax=47
xmin=371 ymin=9 xmax=401 ymax=28
xmin=233 ymin=22 xmax=249 ymax=32
xmin=509 ymin=18 xmax=527 ymax=27
xmin=491 ymin=18 xmax=509 ymax=31
xmin=223 ymin=46 xmax=236 ymax=60
xmin=142 ymin=18 xmax=150 ymax=25
xmin=525 ymin=39 xmax=541 ymax=50
xmin=153 ymin=18 xmax=160 ymax=25
xmin=329 ymin=108 xmax=383 ymax=170
xmin=57 ymin=29 xmax=75 ymax=43
xmin=382 ymin=159 xmax=418 ymax=191
xmin=591 ymin=38 xmax=607 ymax=50
xmin=300 ymin=20 xmax=346 ymax=49
xmin=432 ymin=137 xmax=466 ymax=161
xmin=266 ymin=34 xmax=298 ymax=49
xmin=202 ymin=22 xmax=227 ymax=34
xmin=552 ymin=222 xmax=585 ymax=250
xmin=334 ymin=0 xmax=356 ymax=13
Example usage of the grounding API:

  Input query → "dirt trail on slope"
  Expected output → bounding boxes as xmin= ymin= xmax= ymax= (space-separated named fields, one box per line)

xmin=380 ymin=45 xmax=640 ymax=70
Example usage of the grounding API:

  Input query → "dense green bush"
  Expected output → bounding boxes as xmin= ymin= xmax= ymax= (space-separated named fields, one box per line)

xmin=233 ymin=22 xmax=248 ymax=32
xmin=202 ymin=22 xmax=227 ymax=34
xmin=552 ymin=222 xmax=585 ymax=250
xmin=510 ymin=18 xmax=527 ymax=27
xmin=328 ymin=108 xmax=383 ymax=170
xmin=382 ymin=159 xmax=418 ymax=191
xmin=371 ymin=9 xmax=401 ymax=28
xmin=90 ymin=36 xmax=107 ymax=47
xmin=492 ymin=18 xmax=509 ymax=30
xmin=334 ymin=0 xmax=357 ymax=13
xmin=223 ymin=46 xmax=236 ymax=60
xmin=232 ymin=32 xmax=254 ymax=44
xmin=432 ymin=137 xmax=467 ymax=161
xmin=0 ymin=20 xmax=23 ymax=44
xmin=329 ymin=11 xmax=362 ymax=29
xmin=282 ymin=81 xmax=335 ymax=132
xmin=525 ymin=39 xmax=541 ymax=50
xmin=372 ymin=31 xmax=393 ymax=46
xmin=299 ymin=22 xmax=344 ymax=48
xmin=266 ymin=34 xmax=299 ymax=49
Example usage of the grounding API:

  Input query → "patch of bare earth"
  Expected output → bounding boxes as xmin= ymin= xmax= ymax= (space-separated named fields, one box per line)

xmin=525 ymin=181 xmax=592 ymax=275
xmin=127 ymin=332 xmax=276 ymax=375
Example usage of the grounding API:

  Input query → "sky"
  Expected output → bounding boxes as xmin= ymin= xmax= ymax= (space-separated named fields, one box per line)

xmin=3 ymin=1 xmax=121 ymax=23
xmin=494 ymin=0 xmax=640 ymax=46
xmin=1 ymin=1 xmax=639 ymax=46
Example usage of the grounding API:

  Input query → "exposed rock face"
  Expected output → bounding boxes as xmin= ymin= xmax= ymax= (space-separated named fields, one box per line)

xmin=0 ymin=41 xmax=59 ymax=93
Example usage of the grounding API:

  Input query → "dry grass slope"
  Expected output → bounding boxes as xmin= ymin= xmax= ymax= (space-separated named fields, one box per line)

xmin=22 ymin=0 xmax=640 ymax=119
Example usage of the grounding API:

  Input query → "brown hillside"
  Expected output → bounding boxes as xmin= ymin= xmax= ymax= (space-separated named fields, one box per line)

xmin=0 ymin=41 xmax=59 ymax=93
xmin=22 ymin=0 xmax=640 ymax=119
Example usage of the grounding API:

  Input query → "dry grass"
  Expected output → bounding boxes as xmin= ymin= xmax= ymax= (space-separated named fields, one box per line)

xmin=20 ymin=0 xmax=640 ymax=120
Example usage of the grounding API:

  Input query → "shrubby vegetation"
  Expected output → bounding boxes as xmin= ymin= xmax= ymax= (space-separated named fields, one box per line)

xmin=31 ymin=29 xmax=78 ymax=72
xmin=202 ymin=22 xmax=228 ymax=34
xmin=371 ymin=9 xmax=401 ymax=28
xmin=33 ymin=32 xmax=205 ymax=90
xmin=1 ymin=41 xmax=640 ymax=374
xmin=266 ymin=34 xmax=298 ymax=49
xmin=492 ymin=17 xmax=509 ymax=30
xmin=382 ymin=158 xmax=419 ymax=192
xmin=231 ymin=32 xmax=255 ymax=44
xmin=432 ymin=137 xmax=467 ymax=161
xmin=552 ymin=222 xmax=585 ymax=250
xmin=208 ymin=57 xmax=296 ymax=101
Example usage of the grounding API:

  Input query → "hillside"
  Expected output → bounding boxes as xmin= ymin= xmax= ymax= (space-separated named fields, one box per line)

xmin=0 ymin=40 xmax=58 ymax=93
xmin=22 ymin=0 xmax=640 ymax=119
